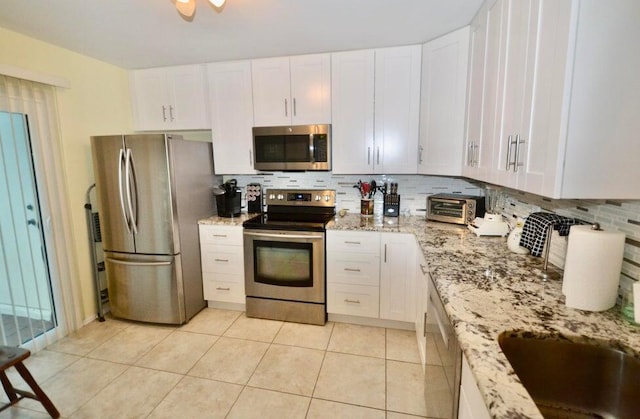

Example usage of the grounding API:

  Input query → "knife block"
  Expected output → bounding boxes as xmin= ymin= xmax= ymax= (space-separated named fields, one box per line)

xmin=383 ymin=194 xmax=400 ymax=217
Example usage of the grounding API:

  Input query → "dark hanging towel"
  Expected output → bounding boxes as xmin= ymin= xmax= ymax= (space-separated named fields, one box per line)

xmin=519 ymin=212 xmax=585 ymax=257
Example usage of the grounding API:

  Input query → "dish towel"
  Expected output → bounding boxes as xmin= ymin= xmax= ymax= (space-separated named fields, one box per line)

xmin=519 ymin=212 xmax=585 ymax=257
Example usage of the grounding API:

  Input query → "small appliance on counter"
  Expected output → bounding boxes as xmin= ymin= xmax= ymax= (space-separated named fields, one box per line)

xmin=246 ymin=183 xmax=263 ymax=213
xmin=468 ymin=187 xmax=509 ymax=236
xmin=214 ymin=179 xmax=242 ymax=217
xmin=426 ymin=193 xmax=484 ymax=225
xmin=383 ymin=182 xmax=401 ymax=217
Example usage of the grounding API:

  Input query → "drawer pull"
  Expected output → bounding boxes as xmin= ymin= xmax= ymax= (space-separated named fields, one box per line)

xmin=344 ymin=268 xmax=361 ymax=272
xmin=214 ymin=258 xmax=229 ymax=262
xmin=344 ymin=241 xmax=361 ymax=245
xmin=216 ymin=287 xmax=230 ymax=291
xmin=344 ymin=298 xmax=361 ymax=304
xmin=213 ymin=234 xmax=228 ymax=238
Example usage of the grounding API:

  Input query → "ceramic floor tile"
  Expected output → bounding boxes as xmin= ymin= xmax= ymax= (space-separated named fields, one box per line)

xmin=273 ymin=321 xmax=334 ymax=350
xmin=147 ymin=376 xmax=243 ymax=419
xmin=46 ymin=319 xmax=128 ymax=356
xmin=226 ymin=387 xmax=310 ymax=419
xmin=386 ymin=329 xmax=421 ymax=364
xmin=86 ymin=323 xmax=174 ymax=364
xmin=248 ymin=344 xmax=324 ymax=396
xmin=135 ymin=330 xmax=217 ymax=373
xmin=69 ymin=366 xmax=181 ymax=418
xmin=306 ymin=399 xmax=386 ymax=419
xmin=385 ymin=412 xmax=428 ymax=419
xmin=15 ymin=357 xmax=128 ymax=417
xmin=179 ymin=308 xmax=241 ymax=336
xmin=188 ymin=336 xmax=269 ymax=384
xmin=387 ymin=360 xmax=428 ymax=417
xmin=327 ymin=323 xmax=386 ymax=358
xmin=222 ymin=314 xmax=283 ymax=343
xmin=0 ymin=406 xmax=51 ymax=418
xmin=313 ymin=352 xmax=386 ymax=410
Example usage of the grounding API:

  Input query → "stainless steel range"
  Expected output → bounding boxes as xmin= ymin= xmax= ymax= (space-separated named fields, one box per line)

xmin=242 ymin=188 xmax=335 ymax=325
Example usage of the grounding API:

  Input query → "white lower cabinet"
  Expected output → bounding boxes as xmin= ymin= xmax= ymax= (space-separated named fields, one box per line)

xmin=458 ymin=355 xmax=491 ymax=419
xmin=415 ymin=249 xmax=429 ymax=367
xmin=199 ymin=224 xmax=245 ymax=304
xmin=327 ymin=230 xmax=416 ymax=322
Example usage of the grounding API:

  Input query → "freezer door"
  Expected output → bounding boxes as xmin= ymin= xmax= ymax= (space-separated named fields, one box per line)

xmin=91 ymin=135 xmax=135 ymax=254
xmin=104 ymin=252 xmax=185 ymax=324
xmin=124 ymin=134 xmax=176 ymax=255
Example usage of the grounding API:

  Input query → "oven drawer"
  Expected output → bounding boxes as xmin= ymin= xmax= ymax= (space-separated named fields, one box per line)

xmin=327 ymin=253 xmax=380 ymax=286
xmin=201 ymin=244 xmax=244 ymax=275
xmin=203 ymin=276 xmax=245 ymax=304
xmin=327 ymin=284 xmax=379 ymax=318
xmin=199 ymin=225 xmax=243 ymax=246
xmin=327 ymin=231 xmax=381 ymax=254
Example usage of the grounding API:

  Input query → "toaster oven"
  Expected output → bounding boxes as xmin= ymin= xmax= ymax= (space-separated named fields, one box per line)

xmin=426 ymin=194 xmax=485 ymax=225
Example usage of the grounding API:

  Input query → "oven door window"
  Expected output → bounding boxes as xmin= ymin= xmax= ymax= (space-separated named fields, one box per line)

xmin=253 ymin=240 xmax=313 ymax=287
xmin=254 ymin=135 xmax=311 ymax=163
xmin=431 ymin=201 xmax=464 ymax=218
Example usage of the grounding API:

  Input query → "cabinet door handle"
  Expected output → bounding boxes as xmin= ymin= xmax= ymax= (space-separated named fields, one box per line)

xmin=216 ymin=287 xmax=230 ymax=291
xmin=514 ymin=134 xmax=525 ymax=172
xmin=214 ymin=258 xmax=229 ymax=263
xmin=344 ymin=298 xmax=361 ymax=304
xmin=384 ymin=244 xmax=387 ymax=263
xmin=169 ymin=105 xmax=175 ymax=122
xmin=505 ymin=135 xmax=514 ymax=170
xmin=377 ymin=147 xmax=380 ymax=165
xmin=293 ymin=98 xmax=297 ymax=116
xmin=418 ymin=145 xmax=424 ymax=164
xmin=344 ymin=268 xmax=361 ymax=272
xmin=423 ymin=312 xmax=427 ymax=337
xmin=284 ymin=98 xmax=288 ymax=117
xmin=344 ymin=241 xmax=361 ymax=245
xmin=249 ymin=150 xmax=253 ymax=165
xmin=367 ymin=147 xmax=371 ymax=165
xmin=162 ymin=106 xmax=167 ymax=122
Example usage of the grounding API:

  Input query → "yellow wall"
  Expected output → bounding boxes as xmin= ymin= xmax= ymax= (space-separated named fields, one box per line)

xmin=0 ymin=27 xmax=132 ymax=322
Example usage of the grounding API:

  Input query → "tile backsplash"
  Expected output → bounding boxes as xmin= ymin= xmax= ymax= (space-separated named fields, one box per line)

xmin=224 ymin=172 xmax=639 ymax=301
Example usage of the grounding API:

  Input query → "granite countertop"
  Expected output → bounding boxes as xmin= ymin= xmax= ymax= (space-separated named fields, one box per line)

xmin=198 ymin=213 xmax=257 ymax=226
xmin=327 ymin=213 xmax=640 ymax=418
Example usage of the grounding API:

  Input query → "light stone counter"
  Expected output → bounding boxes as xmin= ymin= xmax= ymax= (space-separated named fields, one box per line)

xmin=327 ymin=213 xmax=640 ymax=418
xmin=198 ymin=213 xmax=257 ymax=227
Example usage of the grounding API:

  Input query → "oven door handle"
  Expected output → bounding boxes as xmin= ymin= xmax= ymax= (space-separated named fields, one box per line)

xmin=244 ymin=231 xmax=324 ymax=240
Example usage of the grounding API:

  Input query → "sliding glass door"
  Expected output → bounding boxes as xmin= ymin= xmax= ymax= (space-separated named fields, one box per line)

xmin=0 ymin=111 xmax=57 ymax=346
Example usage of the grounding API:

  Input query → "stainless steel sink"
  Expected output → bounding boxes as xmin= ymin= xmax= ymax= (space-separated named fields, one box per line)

xmin=498 ymin=333 xmax=640 ymax=419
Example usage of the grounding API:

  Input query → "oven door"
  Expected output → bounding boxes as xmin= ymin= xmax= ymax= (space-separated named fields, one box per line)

xmin=244 ymin=229 xmax=325 ymax=303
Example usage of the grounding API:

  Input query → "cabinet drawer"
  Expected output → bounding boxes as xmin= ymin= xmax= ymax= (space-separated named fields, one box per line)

xmin=327 ymin=252 xmax=380 ymax=286
xmin=327 ymin=284 xmax=379 ymax=318
xmin=203 ymin=278 xmax=245 ymax=304
xmin=201 ymin=245 xmax=244 ymax=274
xmin=199 ymin=225 xmax=243 ymax=246
xmin=327 ymin=231 xmax=380 ymax=254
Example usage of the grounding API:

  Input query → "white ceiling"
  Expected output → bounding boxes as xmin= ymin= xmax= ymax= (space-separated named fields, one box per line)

xmin=0 ymin=0 xmax=483 ymax=70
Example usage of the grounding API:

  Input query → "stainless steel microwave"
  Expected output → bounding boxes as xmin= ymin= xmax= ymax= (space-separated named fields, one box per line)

xmin=426 ymin=194 xmax=485 ymax=225
xmin=252 ymin=124 xmax=331 ymax=171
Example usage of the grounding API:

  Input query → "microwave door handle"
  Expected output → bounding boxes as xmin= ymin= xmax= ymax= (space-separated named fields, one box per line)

xmin=310 ymin=134 xmax=316 ymax=163
xmin=118 ymin=148 xmax=132 ymax=234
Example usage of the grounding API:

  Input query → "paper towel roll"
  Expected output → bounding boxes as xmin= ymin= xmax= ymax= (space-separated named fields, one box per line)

xmin=562 ymin=225 xmax=625 ymax=311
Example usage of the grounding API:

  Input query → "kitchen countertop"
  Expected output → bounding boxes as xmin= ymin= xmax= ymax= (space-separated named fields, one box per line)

xmin=327 ymin=213 xmax=640 ymax=418
xmin=198 ymin=213 xmax=257 ymax=226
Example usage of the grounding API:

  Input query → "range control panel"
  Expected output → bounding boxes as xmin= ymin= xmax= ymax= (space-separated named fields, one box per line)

xmin=265 ymin=189 xmax=335 ymax=207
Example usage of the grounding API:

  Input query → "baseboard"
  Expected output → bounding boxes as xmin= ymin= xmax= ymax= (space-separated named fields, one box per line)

xmin=328 ymin=313 xmax=415 ymax=330
xmin=0 ymin=303 xmax=53 ymax=321
xmin=207 ymin=300 xmax=245 ymax=312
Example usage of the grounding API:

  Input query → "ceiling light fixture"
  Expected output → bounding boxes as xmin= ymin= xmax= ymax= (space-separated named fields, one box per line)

xmin=175 ymin=0 xmax=226 ymax=18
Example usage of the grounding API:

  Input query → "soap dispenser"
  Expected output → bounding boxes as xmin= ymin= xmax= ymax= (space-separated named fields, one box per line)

xmin=507 ymin=217 xmax=529 ymax=255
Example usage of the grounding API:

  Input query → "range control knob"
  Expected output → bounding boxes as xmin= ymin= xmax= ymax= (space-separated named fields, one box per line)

xmin=268 ymin=193 xmax=276 ymax=200
xmin=277 ymin=194 xmax=284 ymax=200
xmin=324 ymin=195 xmax=331 ymax=202
xmin=315 ymin=195 xmax=321 ymax=201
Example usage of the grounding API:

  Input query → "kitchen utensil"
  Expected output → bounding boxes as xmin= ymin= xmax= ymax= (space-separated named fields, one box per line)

xmin=370 ymin=180 xmax=377 ymax=198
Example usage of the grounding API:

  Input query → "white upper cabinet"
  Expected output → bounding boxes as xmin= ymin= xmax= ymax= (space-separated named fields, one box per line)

xmin=332 ymin=45 xmax=421 ymax=174
xmin=331 ymin=50 xmax=376 ymax=174
xmin=130 ymin=65 xmax=209 ymax=131
xmin=467 ymin=0 xmax=640 ymax=199
xmin=418 ymin=27 xmax=470 ymax=176
xmin=251 ymin=54 xmax=331 ymax=126
xmin=206 ymin=60 xmax=255 ymax=174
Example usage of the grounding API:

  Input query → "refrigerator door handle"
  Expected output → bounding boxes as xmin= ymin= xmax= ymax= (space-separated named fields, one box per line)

xmin=118 ymin=148 xmax=132 ymax=234
xmin=124 ymin=148 xmax=138 ymax=235
xmin=106 ymin=257 xmax=172 ymax=267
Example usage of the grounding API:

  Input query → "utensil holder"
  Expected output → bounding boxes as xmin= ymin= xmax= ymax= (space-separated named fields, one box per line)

xmin=360 ymin=199 xmax=374 ymax=217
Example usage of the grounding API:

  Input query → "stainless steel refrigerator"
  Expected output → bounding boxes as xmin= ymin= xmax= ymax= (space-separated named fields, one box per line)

xmin=91 ymin=134 xmax=216 ymax=324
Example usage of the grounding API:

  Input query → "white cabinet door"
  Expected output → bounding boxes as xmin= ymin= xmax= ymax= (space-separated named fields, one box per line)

xmin=199 ymin=225 xmax=245 ymax=304
xmin=418 ymin=27 xmax=470 ymax=176
xmin=458 ymin=355 xmax=491 ymax=419
xmin=374 ymin=45 xmax=422 ymax=174
xmin=379 ymin=233 xmax=416 ymax=322
xmin=289 ymin=54 xmax=331 ymax=125
xmin=252 ymin=54 xmax=331 ymax=127
xmin=330 ymin=49 xmax=375 ymax=174
xmin=207 ymin=60 xmax=255 ymax=174
xmin=415 ymin=249 xmax=428 ymax=367
xmin=463 ymin=4 xmax=489 ymax=179
xmin=251 ymin=57 xmax=291 ymax=126
xmin=130 ymin=65 xmax=208 ymax=131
